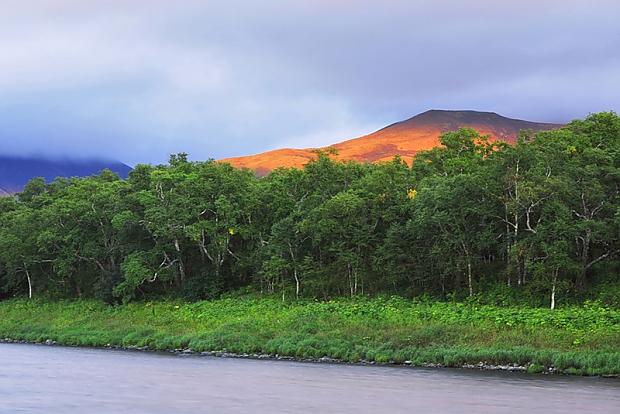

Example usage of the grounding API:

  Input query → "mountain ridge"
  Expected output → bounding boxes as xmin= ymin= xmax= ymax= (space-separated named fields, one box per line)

xmin=221 ymin=110 xmax=563 ymax=174
xmin=0 ymin=156 xmax=132 ymax=195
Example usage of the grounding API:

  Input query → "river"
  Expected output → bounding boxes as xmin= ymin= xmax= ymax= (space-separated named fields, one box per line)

xmin=0 ymin=343 xmax=618 ymax=413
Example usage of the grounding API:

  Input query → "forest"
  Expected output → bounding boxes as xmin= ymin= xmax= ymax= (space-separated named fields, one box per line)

xmin=1 ymin=112 xmax=618 ymax=309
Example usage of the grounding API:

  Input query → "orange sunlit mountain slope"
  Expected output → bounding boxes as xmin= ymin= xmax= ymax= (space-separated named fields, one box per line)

xmin=221 ymin=110 xmax=562 ymax=174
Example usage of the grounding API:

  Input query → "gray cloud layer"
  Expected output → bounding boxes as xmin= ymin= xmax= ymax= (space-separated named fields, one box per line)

xmin=1 ymin=0 xmax=619 ymax=164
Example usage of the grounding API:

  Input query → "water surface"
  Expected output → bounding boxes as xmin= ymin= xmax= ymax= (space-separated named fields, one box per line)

xmin=1 ymin=343 xmax=618 ymax=413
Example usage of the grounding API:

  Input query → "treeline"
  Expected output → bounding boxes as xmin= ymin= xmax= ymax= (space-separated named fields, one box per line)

xmin=1 ymin=113 xmax=618 ymax=307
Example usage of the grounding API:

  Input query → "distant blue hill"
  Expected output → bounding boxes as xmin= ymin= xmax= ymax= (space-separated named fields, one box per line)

xmin=0 ymin=155 xmax=132 ymax=195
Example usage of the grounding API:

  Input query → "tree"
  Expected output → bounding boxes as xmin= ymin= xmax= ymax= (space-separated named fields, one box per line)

xmin=0 ymin=113 xmax=618 ymax=304
xmin=305 ymin=190 xmax=372 ymax=296
xmin=0 ymin=204 xmax=43 ymax=299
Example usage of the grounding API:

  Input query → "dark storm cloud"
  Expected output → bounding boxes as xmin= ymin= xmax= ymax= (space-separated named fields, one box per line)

xmin=0 ymin=0 xmax=618 ymax=164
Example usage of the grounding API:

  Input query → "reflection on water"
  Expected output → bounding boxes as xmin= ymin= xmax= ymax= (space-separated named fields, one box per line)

xmin=0 ymin=343 xmax=618 ymax=414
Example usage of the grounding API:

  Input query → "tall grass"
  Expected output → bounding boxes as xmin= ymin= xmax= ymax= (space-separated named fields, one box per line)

xmin=1 ymin=296 xmax=619 ymax=375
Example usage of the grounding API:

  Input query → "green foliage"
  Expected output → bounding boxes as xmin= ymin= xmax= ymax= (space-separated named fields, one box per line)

xmin=0 ymin=113 xmax=618 ymax=305
xmin=0 ymin=297 xmax=618 ymax=375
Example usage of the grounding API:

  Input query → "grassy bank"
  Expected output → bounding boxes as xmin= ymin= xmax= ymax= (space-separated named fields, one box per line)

xmin=1 ymin=297 xmax=619 ymax=376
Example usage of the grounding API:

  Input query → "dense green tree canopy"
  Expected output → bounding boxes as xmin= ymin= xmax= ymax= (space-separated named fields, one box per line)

xmin=1 ymin=113 xmax=618 ymax=307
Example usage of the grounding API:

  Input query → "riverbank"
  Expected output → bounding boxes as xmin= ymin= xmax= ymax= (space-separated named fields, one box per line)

xmin=1 ymin=297 xmax=619 ymax=376
xmin=0 ymin=338 xmax=538 ymax=374
xmin=4 ymin=343 xmax=619 ymax=414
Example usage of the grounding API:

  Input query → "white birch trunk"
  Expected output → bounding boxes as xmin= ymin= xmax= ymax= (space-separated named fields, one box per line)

xmin=550 ymin=268 xmax=558 ymax=310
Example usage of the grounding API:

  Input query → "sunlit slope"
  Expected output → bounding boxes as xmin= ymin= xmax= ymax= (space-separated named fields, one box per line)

xmin=221 ymin=110 xmax=562 ymax=174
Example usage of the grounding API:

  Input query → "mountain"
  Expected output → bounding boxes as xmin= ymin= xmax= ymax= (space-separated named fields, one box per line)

xmin=0 ymin=156 xmax=132 ymax=194
xmin=221 ymin=110 xmax=562 ymax=175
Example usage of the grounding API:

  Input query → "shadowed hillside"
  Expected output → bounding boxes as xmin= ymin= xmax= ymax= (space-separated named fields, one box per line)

xmin=0 ymin=156 xmax=132 ymax=194
xmin=222 ymin=110 xmax=562 ymax=174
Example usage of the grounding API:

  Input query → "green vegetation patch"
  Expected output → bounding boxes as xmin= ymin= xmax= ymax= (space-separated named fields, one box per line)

xmin=1 ymin=297 xmax=619 ymax=376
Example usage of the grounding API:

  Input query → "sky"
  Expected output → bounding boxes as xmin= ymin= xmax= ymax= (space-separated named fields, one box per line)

xmin=1 ymin=0 xmax=619 ymax=165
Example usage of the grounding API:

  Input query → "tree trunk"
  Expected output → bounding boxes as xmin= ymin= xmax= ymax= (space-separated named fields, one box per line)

xmin=24 ymin=266 xmax=32 ymax=299
xmin=460 ymin=242 xmax=473 ymax=297
xmin=348 ymin=264 xmax=353 ymax=297
xmin=174 ymin=238 xmax=186 ymax=284
xmin=467 ymin=259 xmax=473 ymax=297
xmin=550 ymin=267 xmax=558 ymax=310
xmin=578 ymin=230 xmax=591 ymax=290
xmin=293 ymin=268 xmax=300 ymax=299
xmin=287 ymin=242 xmax=300 ymax=299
